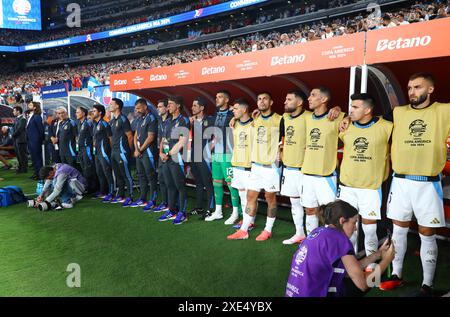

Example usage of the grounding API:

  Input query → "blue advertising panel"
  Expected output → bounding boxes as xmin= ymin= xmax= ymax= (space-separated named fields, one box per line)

xmin=0 ymin=0 xmax=268 ymax=52
xmin=0 ymin=0 xmax=42 ymax=30
xmin=93 ymin=85 xmax=158 ymax=117
xmin=40 ymin=84 xmax=68 ymax=99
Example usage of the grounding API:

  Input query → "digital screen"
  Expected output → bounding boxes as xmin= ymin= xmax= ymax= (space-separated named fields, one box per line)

xmin=0 ymin=0 xmax=266 ymax=52
xmin=0 ymin=0 xmax=42 ymax=31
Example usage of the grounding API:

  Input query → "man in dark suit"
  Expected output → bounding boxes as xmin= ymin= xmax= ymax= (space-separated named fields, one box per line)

xmin=26 ymin=101 xmax=45 ymax=180
xmin=12 ymin=106 xmax=28 ymax=173
xmin=47 ymin=110 xmax=62 ymax=164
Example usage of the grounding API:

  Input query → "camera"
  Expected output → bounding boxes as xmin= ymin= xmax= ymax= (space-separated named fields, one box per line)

xmin=27 ymin=199 xmax=37 ymax=208
xmin=37 ymin=201 xmax=58 ymax=212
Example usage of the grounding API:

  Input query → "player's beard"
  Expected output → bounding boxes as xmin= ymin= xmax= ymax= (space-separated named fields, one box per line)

xmin=409 ymin=93 xmax=428 ymax=106
xmin=285 ymin=105 xmax=296 ymax=113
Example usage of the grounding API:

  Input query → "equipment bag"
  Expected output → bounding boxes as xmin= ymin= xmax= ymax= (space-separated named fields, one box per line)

xmin=0 ymin=186 xmax=28 ymax=207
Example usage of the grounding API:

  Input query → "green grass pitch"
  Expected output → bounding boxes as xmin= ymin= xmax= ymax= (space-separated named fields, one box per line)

xmin=0 ymin=169 xmax=449 ymax=296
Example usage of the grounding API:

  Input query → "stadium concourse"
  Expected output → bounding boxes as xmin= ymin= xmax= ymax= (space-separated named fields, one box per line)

xmin=0 ymin=0 xmax=449 ymax=300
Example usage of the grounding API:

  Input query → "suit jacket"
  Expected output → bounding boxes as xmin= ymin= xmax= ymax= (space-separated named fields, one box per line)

xmin=26 ymin=113 xmax=44 ymax=145
xmin=12 ymin=115 xmax=27 ymax=144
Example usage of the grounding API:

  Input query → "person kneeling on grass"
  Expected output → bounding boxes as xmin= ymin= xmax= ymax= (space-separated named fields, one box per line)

xmin=37 ymin=163 xmax=87 ymax=209
xmin=285 ymin=200 xmax=395 ymax=297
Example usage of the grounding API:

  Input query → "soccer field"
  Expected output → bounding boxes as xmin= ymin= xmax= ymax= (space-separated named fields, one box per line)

xmin=0 ymin=169 xmax=449 ymax=297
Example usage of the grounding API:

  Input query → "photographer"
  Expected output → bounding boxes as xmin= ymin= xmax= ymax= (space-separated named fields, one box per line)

xmin=0 ymin=126 xmax=13 ymax=170
xmin=36 ymin=163 xmax=86 ymax=210
xmin=285 ymin=200 xmax=395 ymax=297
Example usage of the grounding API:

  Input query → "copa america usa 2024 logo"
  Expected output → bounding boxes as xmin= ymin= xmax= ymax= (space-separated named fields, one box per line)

xmin=12 ymin=0 xmax=32 ymax=15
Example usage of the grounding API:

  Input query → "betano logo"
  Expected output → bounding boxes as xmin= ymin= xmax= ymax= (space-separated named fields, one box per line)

xmin=376 ymin=36 xmax=432 ymax=52
xmin=150 ymin=74 xmax=168 ymax=81
xmin=201 ymin=66 xmax=226 ymax=76
xmin=271 ymin=54 xmax=306 ymax=66
xmin=113 ymin=79 xmax=127 ymax=86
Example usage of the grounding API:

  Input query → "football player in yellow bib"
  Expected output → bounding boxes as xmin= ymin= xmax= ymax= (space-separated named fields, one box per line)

xmin=229 ymin=98 xmax=255 ymax=230
xmin=380 ymin=73 xmax=450 ymax=295
xmin=338 ymin=93 xmax=393 ymax=257
xmin=301 ymin=87 xmax=344 ymax=234
xmin=279 ymin=91 xmax=310 ymax=245
xmin=228 ymin=92 xmax=282 ymax=241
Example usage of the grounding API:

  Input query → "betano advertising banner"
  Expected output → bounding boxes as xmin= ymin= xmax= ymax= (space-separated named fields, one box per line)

xmin=110 ymin=32 xmax=365 ymax=91
xmin=366 ymin=18 xmax=450 ymax=64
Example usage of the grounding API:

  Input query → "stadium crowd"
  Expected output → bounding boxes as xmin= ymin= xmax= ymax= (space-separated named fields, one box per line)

xmin=1 ymin=0 xmax=448 ymax=105
xmin=0 ymin=0 xmax=229 ymax=45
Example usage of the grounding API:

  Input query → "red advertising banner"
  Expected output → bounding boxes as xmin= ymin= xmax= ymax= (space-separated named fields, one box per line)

xmin=110 ymin=32 xmax=365 ymax=91
xmin=366 ymin=18 xmax=450 ymax=64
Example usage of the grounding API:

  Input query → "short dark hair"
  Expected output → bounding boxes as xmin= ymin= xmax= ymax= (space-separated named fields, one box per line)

xmin=39 ymin=166 xmax=54 ymax=180
xmin=112 ymin=98 xmax=124 ymax=111
xmin=93 ymin=104 xmax=105 ymax=117
xmin=288 ymin=90 xmax=307 ymax=102
xmin=77 ymin=106 xmax=88 ymax=116
xmin=316 ymin=86 xmax=331 ymax=101
xmin=350 ymin=93 xmax=375 ymax=109
xmin=135 ymin=98 xmax=148 ymax=107
xmin=257 ymin=91 xmax=273 ymax=100
xmin=234 ymin=98 xmax=250 ymax=108
xmin=167 ymin=95 xmax=183 ymax=107
xmin=409 ymin=72 xmax=435 ymax=86
xmin=319 ymin=200 xmax=358 ymax=229
xmin=157 ymin=99 xmax=168 ymax=107
xmin=216 ymin=90 xmax=231 ymax=100
xmin=193 ymin=96 xmax=208 ymax=108
xmin=13 ymin=106 xmax=23 ymax=114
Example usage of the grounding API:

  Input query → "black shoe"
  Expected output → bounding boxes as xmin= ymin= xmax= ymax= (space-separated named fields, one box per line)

xmin=403 ymin=284 xmax=434 ymax=297
xmin=2 ymin=165 xmax=11 ymax=170
xmin=29 ymin=174 xmax=39 ymax=180
xmin=199 ymin=210 xmax=213 ymax=220
xmin=418 ymin=284 xmax=433 ymax=297
xmin=188 ymin=208 xmax=204 ymax=216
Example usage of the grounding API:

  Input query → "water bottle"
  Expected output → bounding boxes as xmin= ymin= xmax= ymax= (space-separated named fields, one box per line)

xmin=163 ymin=138 xmax=170 ymax=154
xmin=36 ymin=181 xmax=44 ymax=196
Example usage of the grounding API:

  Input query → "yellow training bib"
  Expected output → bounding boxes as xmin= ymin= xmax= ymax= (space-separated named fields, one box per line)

xmin=231 ymin=119 xmax=253 ymax=168
xmin=339 ymin=118 xmax=393 ymax=189
xmin=251 ymin=112 xmax=282 ymax=165
xmin=282 ymin=110 xmax=311 ymax=168
xmin=302 ymin=111 xmax=344 ymax=176
xmin=391 ymin=102 xmax=450 ymax=176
